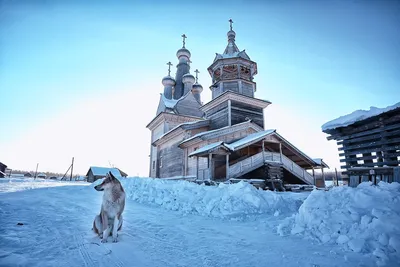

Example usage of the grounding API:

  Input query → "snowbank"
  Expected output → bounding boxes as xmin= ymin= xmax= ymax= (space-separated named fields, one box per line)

xmin=321 ymin=102 xmax=400 ymax=131
xmin=278 ymin=182 xmax=400 ymax=266
xmin=112 ymin=178 xmax=304 ymax=219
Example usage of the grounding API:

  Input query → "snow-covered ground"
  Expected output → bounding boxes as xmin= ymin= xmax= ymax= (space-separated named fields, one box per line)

xmin=0 ymin=177 xmax=398 ymax=267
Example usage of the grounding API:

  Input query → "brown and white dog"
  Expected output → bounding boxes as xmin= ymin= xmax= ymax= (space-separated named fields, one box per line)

xmin=93 ymin=171 xmax=125 ymax=243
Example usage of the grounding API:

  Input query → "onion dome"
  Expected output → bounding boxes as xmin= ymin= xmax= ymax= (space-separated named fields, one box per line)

xmin=176 ymin=48 xmax=191 ymax=60
xmin=227 ymin=30 xmax=236 ymax=42
xmin=192 ymin=83 xmax=203 ymax=93
xmin=182 ymin=73 xmax=195 ymax=84
xmin=162 ymin=75 xmax=176 ymax=86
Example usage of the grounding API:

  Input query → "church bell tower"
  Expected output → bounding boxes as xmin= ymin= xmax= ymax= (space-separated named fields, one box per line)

xmin=201 ymin=19 xmax=270 ymax=130
xmin=207 ymin=19 xmax=258 ymax=100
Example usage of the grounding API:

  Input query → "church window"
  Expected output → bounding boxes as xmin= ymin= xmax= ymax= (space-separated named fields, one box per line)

xmin=152 ymin=161 xmax=155 ymax=169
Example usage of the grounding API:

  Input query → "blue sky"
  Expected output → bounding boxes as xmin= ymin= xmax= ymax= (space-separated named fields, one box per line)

xmin=1 ymin=0 xmax=399 ymax=175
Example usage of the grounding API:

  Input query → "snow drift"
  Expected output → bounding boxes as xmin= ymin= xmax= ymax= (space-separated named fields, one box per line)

xmin=100 ymin=177 xmax=305 ymax=219
xmin=278 ymin=182 xmax=400 ymax=266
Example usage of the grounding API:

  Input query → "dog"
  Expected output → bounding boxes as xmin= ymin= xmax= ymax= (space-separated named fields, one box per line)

xmin=93 ymin=171 xmax=125 ymax=243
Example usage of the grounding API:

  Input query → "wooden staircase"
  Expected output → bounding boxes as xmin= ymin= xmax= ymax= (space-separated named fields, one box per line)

xmin=265 ymin=162 xmax=283 ymax=180
xmin=228 ymin=151 xmax=314 ymax=185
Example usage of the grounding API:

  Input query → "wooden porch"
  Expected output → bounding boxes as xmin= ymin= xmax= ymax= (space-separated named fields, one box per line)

xmin=191 ymin=134 xmax=320 ymax=186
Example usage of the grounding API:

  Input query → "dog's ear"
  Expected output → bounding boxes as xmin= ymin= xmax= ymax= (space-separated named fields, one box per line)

xmin=109 ymin=171 xmax=116 ymax=180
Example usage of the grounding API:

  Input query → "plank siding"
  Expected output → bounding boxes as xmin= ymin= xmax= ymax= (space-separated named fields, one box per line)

xmin=208 ymin=109 xmax=229 ymax=129
xmin=212 ymin=85 xmax=223 ymax=99
xmin=158 ymin=144 xmax=185 ymax=178
xmin=231 ymin=109 xmax=264 ymax=128
xmin=242 ymin=82 xmax=254 ymax=97
xmin=150 ymin=123 xmax=165 ymax=177
xmin=222 ymin=81 xmax=239 ymax=93
xmin=205 ymin=102 xmax=229 ymax=117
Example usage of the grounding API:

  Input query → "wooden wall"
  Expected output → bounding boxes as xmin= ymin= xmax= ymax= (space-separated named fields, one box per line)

xmin=150 ymin=122 xmax=165 ymax=177
xmin=158 ymin=144 xmax=185 ymax=178
xmin=205 ymin=102 xmax=229 ymax=130
xmin=231 ymin=101 xmax=264 ymax=128
xmin=223 ymin=81 xmax=239 ymax=93
xmin=242 ymin=82 xmax=254 ymax=97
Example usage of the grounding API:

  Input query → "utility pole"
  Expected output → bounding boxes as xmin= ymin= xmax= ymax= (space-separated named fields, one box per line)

xmin=34 ymin=163 xmax=39 ymax=179
xmin=70 ymin=157 xmax=74 ymax=181
xmin=335 ymin=168 xmax=339 ymax=186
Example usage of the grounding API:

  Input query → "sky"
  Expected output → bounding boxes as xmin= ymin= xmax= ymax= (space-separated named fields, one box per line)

xmin=1 ymin=0 xmax=399 ymax=176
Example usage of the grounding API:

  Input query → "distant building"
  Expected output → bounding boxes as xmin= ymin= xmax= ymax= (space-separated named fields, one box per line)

xmin=86 ymin=167 xmax=128 ymax=183
xmin=37 ymin=173 xmax=46 ymax=179
xmin=322 ymin=102 xmax=400 ymax=186
xmin=0 ymin=162 xmax=7 ymax=178
xmin=24 ymin=172 xmax=32 ymax=177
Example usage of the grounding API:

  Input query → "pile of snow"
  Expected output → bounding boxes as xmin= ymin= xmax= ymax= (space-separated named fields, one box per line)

xmin=109 ymin=178 xmax=304 ymax=219
xmin=321 ymin=102 xmax=400 ymax=131
xmin=278 ymin=182 xmax=400 ymax=266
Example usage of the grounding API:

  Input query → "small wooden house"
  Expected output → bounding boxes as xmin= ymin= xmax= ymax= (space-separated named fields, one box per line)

xmin=24 ymin=172 xmax=33 ymax=177
xmin=86 ymin=167 xmax=128 ymax=183
xmin=322 ymin=102 xmax=400 ymax=186
xmin=37 ymin=173 xmax=46 ymax=179
xmin=0 ymin=162 xmax=7 ymax=178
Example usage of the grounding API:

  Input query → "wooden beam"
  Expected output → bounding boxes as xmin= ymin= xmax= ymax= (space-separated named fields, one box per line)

xmin=340 ymin=160 xmax=400 ymax=169
xmin=338 ymin=137 xmax=400 ymax=151
xmin=340 ymin=128 xmax=400 ymax=146
xmin=340 ymin=154 xmax=378 ymax=163
xmin=228 ymin=99 xmax=232 ymax=126
xmin=326 ymin=118 xmax=400 ymax=141
xmin=339 ymin=144 xmax=400 ymax=157
xmin=226 ymin=154 xmax=229 ymax=180
xmin=196 ymin=156 xmax=199 ymax=179
xmin=209 ymin=153 xmax=213 ymax=180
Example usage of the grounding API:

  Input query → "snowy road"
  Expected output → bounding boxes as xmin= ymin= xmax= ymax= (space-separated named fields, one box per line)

xmin=0 ymin=179 xmax=380 ymax=267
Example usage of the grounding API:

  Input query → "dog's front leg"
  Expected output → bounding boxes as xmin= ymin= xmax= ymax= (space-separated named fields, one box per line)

xmin=112 ymin=216 xmax=120 ymax=243
xmin=101 ymin=226 xmax=111 ymax=243
xmin=101 ymin=211 xmax=110 ymax=243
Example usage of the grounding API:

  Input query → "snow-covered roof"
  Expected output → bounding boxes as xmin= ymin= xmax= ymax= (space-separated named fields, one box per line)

xmin=87 ymin=167 xmax=122 ymax=177
xmin=37 ymin=173 xmax=46 ymax=177
xmin=152 ymin=120 xmax=209 ymax=145
xmin=189 ymin=141 xmax=228 ymax=157
xmin=322 ymin=102 xmax=400 ymax=131
xmin=312 ymin=158 xmax=330 ymax=168
xmin=162 ymin=94 xmax=179 ymax=109
xmin=225 ymin=130 xmax=275 ymax=151
xmin=179 ymin=120 xmax=262 ymax=146
xmin=214 ymin=50 xmax=250 ymax=61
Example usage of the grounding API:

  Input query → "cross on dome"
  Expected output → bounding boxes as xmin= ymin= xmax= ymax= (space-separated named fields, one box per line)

xmin=181 ymin=34 xmax=187 ymax=48
xmin=194 ymin=69 xmax=200 ymax=83
xmin=166 ymin=61 xmax=173 ymax=76
xmin=229 ymin=19 xmax=233 ymax=31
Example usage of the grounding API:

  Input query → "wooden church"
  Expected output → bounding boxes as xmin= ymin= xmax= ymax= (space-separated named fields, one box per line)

xmin=147 ymin=21 xmax=328 ymax=188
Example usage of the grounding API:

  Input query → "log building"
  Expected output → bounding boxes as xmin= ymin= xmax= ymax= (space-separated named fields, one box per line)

xmin=322 ymin=103 xmax=400 ymax=186
xmin=147 ymin=21 xmax=328 ymax=188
